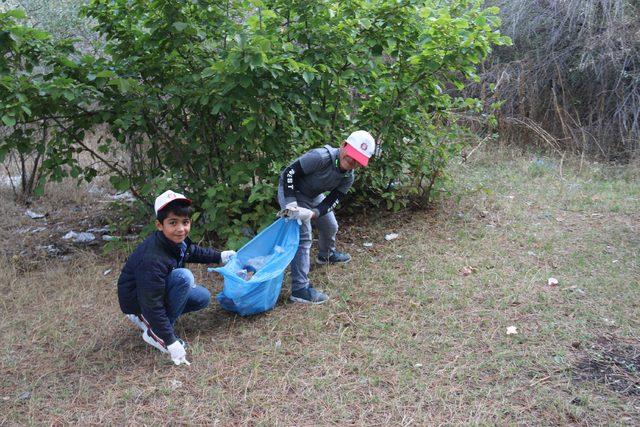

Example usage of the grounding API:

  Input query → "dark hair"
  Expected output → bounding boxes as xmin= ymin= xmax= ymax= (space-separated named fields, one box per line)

xmin=157 ymin=199 xmax=192 ymax=222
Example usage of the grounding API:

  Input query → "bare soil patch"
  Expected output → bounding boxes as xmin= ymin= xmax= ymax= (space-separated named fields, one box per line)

xmin=572 ymin=335 xmax=640 ymax=397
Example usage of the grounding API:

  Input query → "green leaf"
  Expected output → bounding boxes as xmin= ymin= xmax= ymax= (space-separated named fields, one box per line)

xmin=173 ymin=22 xmax=189 ymax=32
xmin=201 ymin=67 xmax=215 ymax=78
xmin=358 ymin=18 xmax=372 ymax=29
xmin=96 ymin=70 xmax=116 ymax=78
xmin=270 ymin=102 xmax=283 ymax=116
xmin=302 ymin=71 xmax=314 ymax=84
xmin=109 ymin=175 xmax=131 ymax=191
xmin=7 ymin=9 xmax=27 ymax=19
xmin=2 ymin=115 xmax=16 ymax=126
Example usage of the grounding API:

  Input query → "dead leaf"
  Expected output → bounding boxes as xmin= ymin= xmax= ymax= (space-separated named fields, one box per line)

xmin=459 ymin=266 xmax=476 ymax=276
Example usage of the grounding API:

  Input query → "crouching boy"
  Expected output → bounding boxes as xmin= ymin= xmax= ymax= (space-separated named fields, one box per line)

xmin=117 ymin=190 xmax=235 ymax=365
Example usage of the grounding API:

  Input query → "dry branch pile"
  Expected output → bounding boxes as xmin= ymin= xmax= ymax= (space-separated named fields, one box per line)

xmin=470 ymin=0 xmax=640 ymax=159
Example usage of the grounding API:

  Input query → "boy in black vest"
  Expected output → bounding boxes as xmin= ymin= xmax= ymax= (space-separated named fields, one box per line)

xmin=278 ymin=130 xmax=376 ymax=304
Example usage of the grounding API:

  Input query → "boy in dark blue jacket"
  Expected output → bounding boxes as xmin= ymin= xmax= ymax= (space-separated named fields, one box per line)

xmin=117 ymin=190 xmax=235 ymax=365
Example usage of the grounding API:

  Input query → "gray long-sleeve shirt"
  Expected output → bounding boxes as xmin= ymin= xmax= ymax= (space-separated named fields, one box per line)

xmin=279 ymin=145 xmax=354 ymax=216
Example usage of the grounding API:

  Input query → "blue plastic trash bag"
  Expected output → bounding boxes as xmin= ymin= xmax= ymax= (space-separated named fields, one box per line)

xmin=208 ymin=218 xmax=299 ymax=316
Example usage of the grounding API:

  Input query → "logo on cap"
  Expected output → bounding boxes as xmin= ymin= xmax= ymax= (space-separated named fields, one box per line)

xmin=361 ymin=143 xmax=368 ymax=150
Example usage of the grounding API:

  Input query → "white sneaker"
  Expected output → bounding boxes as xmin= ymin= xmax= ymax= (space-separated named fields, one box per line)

xmin=126 ymin=314 xmax=149 ymax=332
xmin=142 ymin=329 xmax=168 ymax=354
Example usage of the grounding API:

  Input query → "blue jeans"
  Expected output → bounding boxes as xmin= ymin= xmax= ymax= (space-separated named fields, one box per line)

xmin=165 ymin=268 xmax=211 ymax=324
xmin=277 ymin=186 xmax=339 ymax=291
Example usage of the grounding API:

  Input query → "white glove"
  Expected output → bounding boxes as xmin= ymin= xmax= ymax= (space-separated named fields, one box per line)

xmin=221 ymin=250 xmax=236 ymax=264
xmin=295 ymin=206 xmax=314 ymax=222
xmin=167 ymin=340 xmax=190 ymax=366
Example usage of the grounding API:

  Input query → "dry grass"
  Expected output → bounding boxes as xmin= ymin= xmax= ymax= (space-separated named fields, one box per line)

xmin=1 ymin=146 xmax=639 ymax=424
xmin=470 ymin=0 xmax=640 ymax=159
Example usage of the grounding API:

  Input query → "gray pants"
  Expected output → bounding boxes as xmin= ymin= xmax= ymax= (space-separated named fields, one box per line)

xmin=278 ymin=186 xmax=338 ymax=291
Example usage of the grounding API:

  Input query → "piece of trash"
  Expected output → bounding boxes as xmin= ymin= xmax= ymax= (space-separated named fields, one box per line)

xmin=63 ymin=231 xmax=96 ymax=242
xmin=25 ymin=210 xmax=46 ymax=219
xmin=111 ymin=191 xmax=136 ymax=202
xmin=547 ymin=277 xmax=559 ymax=286
xmin=246 ymin=255 xmax=271 ymax=270
xmin=36 ymin=245 xmax=61 ymax=255
xmin=86 ymin=226 xmax=110 ymax=233
xmin=363 ymin=242 xmax=373 ymax=247
xmin=527 ymin=251 xmax=536 ymax=256
xmin=602 ymin=317 xmax=616 ymax=326
xmin=612 ymin=259 xmax=619 ymax=263
xmin=103 ymin=269 xmax=112 ymax=276
xmin=414 ymin=363 xmax=423 ymax=368
xmin=384 ymin=233 xmax=399 ymax=241
xmin=236 ymin=265 xmax=257 ymax=281
xmin=102 ymin=235 xmax=120 ymax=241
xmin=506 ymin=326 xmax=518 ymax=335
xmin=275 ymin=339 xmax=282 ymax=349
xmin=459 ymin=266 xmax=476 ymax=276
xmin=18 ymin=391 xmax=31 ymax=401
xmin=396 ymin=255 xmax=403 ymax=258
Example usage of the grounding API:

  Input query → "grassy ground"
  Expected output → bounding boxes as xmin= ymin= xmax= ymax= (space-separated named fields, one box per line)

xmin=1 ymin=147 xmax=639 ymax=425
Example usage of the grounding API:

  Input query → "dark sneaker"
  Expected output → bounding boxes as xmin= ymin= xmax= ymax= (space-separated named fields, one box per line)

xmin=289 ymin=286 xmax=329 ymax=304
xmin=316 ymin=250 xmax=351 ymax=265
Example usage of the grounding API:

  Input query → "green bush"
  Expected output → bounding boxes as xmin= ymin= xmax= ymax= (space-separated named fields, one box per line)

xmin=1 ymin=1 xmax=508 ymax=246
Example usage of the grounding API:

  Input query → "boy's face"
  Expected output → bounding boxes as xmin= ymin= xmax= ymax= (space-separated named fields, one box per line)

xmin=156 ymin=212 xmax=191 ymax=245
xmin=339 ymin=142 xmax=364 ymax=170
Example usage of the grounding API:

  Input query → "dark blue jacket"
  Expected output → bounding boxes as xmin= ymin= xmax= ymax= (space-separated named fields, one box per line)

xmin=117 ymin=231 xmax=221 ymax=346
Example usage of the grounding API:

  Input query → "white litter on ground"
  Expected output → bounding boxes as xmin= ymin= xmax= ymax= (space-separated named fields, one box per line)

xmin=62 ymin=231 xmax=96 ymax=242
xmin=25 ymin=209 xmax=46 ymax=219
xmin=384 ymin=233 xmax=399 ymax=241
xmin=111 ymin=191 xmax=136 ymax=202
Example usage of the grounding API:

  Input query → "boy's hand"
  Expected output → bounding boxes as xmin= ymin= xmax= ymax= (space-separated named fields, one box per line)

xmin=167 ymin=341 xmax=190 ymax=366
xmin=293 ymin=207 xmax=314 ymax=222
xmin=221 ymin=250 xmax=236 ymax=264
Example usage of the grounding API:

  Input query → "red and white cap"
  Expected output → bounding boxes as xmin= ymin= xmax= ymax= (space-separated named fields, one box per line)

xmin=344 ymin=130 xmax=376 ymax=167
xmin=154 ymin=190 xmax=191 ymax=215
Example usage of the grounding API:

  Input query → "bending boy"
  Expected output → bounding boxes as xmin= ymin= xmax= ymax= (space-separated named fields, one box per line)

xmin=117 ymin=190 xmax=235 ymax=365
xmin=278 ymin=130 xmax=376 ymax=304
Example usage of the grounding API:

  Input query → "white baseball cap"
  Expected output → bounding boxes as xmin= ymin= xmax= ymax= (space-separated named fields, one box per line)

xmin=154 ymin=190 xmax=191 ymax=215
xmin=344 ymin=130 xmax=376 ymax=167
